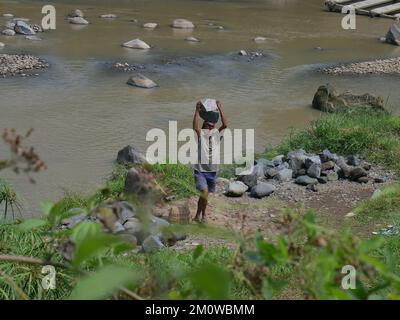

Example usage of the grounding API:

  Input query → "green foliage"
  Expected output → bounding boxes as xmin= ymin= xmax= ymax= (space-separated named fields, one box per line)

xmin=263 ymin=110 xmax=400 ymax=172
xmin=0 ymin=179 xmax=23 ymax=220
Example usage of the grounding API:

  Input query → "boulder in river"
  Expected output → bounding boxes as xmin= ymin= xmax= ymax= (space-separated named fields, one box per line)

xmin=385 ymin=24 xmax=400 ymax=46
xmin=312 ymin=84 xmax=385 ymax=113
xmin=122 ymin=38 xmax=150 ymax=49
xmin=1 ymin=29 xmax=15 ymax=36
xmin=171 ymin=18 xmax=195 ymax=29
xmin=117 ymin=145 xmax=146 ymax=164
xmin=0 ymin=42 xmax=4 ymax=48
xmin=68 ymin=9 xmax=84 ymax=18
xmin=69 ymin=17 xmax=89 ymax=25
xmin=14 ymin=20 xmax=35 ymax=35
xmin=250 ymin=182 xmax=276 ymax=199
xmin=143 ymin=22 xmax=158 ymax=29
xmin=127 ymin=74 xmax=158 ymax=88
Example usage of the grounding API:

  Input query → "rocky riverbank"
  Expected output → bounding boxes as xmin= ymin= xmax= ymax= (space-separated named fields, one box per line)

xmin=321 ymin=57 xmax=400 ymax=75
xmin=0 ymin=54 xmax=48 ymax=77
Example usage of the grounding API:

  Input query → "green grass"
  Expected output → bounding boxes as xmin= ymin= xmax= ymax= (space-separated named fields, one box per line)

xmin=262 ymin=110 xmax=400 ymax=173
xmin=148 ymin=163 xmax=197 ymax=199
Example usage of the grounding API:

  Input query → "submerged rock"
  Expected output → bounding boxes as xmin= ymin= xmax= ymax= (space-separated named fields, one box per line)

xmin=171 ymin=18 xmax=195 ymax=29
xmin=69 ymin=17 xmax=89 ymax=25
xmin=386 ymin=24 xmax=400 ymax=46
xmin=2 ymin=29 xmax=16 ymax=36
xmin=127 ymin=74 xmax=158 ymax=88
xmin=122 ymin=39 xmax=150 ymax=49
xmin=143 ymin=22 xmax=158 ymax=29
xmin=100 ymin=14 xmax=118 ymax=19
xmin=312 ymin=84 xmax=385 ymax=113
xmin=185 ymin=36 xmax=200 ymax=42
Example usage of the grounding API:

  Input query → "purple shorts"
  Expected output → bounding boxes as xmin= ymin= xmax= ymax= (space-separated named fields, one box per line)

xmin=194 ymin=170 xmax=217 ymax=193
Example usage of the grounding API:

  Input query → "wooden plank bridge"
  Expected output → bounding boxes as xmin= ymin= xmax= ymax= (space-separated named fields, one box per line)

xmin=325 ymin=0 xmax=400 ymax=19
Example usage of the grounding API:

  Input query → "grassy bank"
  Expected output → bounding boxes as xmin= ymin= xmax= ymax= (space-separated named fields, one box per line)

xmin=263 ymin=110 xmax=400 ymax=173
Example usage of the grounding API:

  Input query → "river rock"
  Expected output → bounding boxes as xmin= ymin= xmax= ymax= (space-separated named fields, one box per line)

xmin=3 ymin=14 xmax=14 ymax=18
xmin=319 ymin=149 xmax=338 ymax=163
xmin=122 ymin=38 xmax=150 ymax=49
xmin=124 ymin=217 xmax=146 ymax=244
xmin=336 ymin=156 xmax=352 ymax=178
xmin=288 ymin=150 xmax=307 ymax=176
xmin=347 ymin=155 xmax=361 ymax=166
xmin=272 ymin=154 xmax=285 ymax=166
xmin=225 ymin=181 xmax=248 ymax=197
xmin=349 ymin=167 xmax=367 ymax=181
xmin=321 ymin=161 xmax=335 ymax=171
xmin=113 ymin=221 xmax=125 ymax=233
xmin=254 ymin=36 xmax=267 ymax=43
xmin=69 ymin=17 xmax=89 ymax=25
xmin=295 ymin=175 xmax=318 ymax=186
xmin=0 ymin=42 xmax=4 ymax=48
xmin=30 ymin=24 xmax=43 ymax=33
xmin=185 ymin=36 xmax=200 ymax=42
xmin=250 ymin=182 xmax=276 ymax=199
xmin=274 ymin=168 xmax=293 ymax=182
xmin=61 ymin=212 xmax=88 ymax=229
xmin=25 ymin=35 xmax=42 ymax=41
xmin=100 ymin=14 xmax=118 ymax=19
xmin=307 ymin=162 xmax=321 ymax=178
xmin=14 ymin=20 xmax=35 ymax=35
xmin=374 ymin=176 xmax=387 ymax=183
xmin=68 ymin=9 xmax=84 ymax=18
xmin=171 ymin=18 xmax=195 ymax=29
xmin=326 ymin=171 xmax=339 ymax=181
xmin=108 ymin=201 xmax=136 ymax=224
xmin=265 ymin=167 xmax=278 ymax=179
xmin=143 ymin=22 xmax=157 ymax=29
xmin=117 ymin=145 xmax=146 ymax=164
xmin=238 ymin=50 xmax=248 ymax=56
xmin=238 ymin=173 xmax=258 ymax=188
xmin=142 ymin=235 xmax=165 ymax=253
xmin=2 ymin=29 xmax=16 ymax=36
xmin=358 ymin=176 xmax=369 ymax=184
xmin=386 ymin=24 xmax=400 ymax=46
xmin=312 ymin=84 xmax=385 ymax=113
xmin=127 ymin=74 xmax=157 ymax=88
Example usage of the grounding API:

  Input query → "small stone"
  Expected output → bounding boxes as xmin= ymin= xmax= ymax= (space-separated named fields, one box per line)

xmin=358 ymin=176 xmax=369 ymax=184
xmin=349 ymin=167 xmax=367 ymax=181
xmin=69 ymin=17 xmax=89 ymax=25
xmin=225 ymin=181 xmax=248 ymax=197
xmin=254 ymin=36 xmax=267 ymax=43
xmin=238 ymin=173 xmax=258 ymax=188
xmin=265 ymin=168 xmax=278 ymax=179
xmin=347 ymin=155 xmax=361 ymax=166
xmin=127 ymin=74 xmax=157 ymax=88
xmin=326 ymin=172 xmax=339 ymax=181
xmin=321 ymin=161 xmax=335 ymax=171
xmin=306 ymin=184 xmax=318 ymax=192
xmin=374 ymin=176 xmax=387 ymax=183
xmin=25 ymin=35 xmax=42 ymax=41
xmin=142 ymin=235 xmax=165 ymax=253
xmin=185 ymin=36 xmax=200 ymax=42
xmin=250 ymin=182 xmax=276 ymax=199
xmin=362 ymin=162 xmax=372 ymax=171
xmin=307 ymin=162 xmax=321 ymax=178
xmin=3 ymin=14 xmax=14 ymax=18
xmin=295 ymin=175 xmax=318 ymax=186
xmin=317 ymin=176 xmax=327 ymax=184
xmin=100 ymin=14 xmax=118 ymax=19
xmin=171 ymin=18 xmax=195 ymax=29
xmin=143 ymin=22 xmax=158 ymax=29
xmin=272 ymin=155 xmax=285 ymax=166
xmin=238 ymin=50 xmax=248 ymax=56
xmin=274 ymin=168 xmax=293 ymax=182
xmin=372 ymin=189 xmax=382 ymax=199
xmin=0 ymin=42 xmax=4 ymax=48
xmin=345 ymin=212 xmax=356 ymax=217
xmin=122 ymin=39 xmax=151 ymax=49
xmin=68 ymin=9 xmax=84 ymax=18
xmin=117 ymin=145 xmax=146 ymax=164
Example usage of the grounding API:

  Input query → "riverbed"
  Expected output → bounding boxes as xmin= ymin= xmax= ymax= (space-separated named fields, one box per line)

xmin=0 ymin=0 xmax=400 ymax=214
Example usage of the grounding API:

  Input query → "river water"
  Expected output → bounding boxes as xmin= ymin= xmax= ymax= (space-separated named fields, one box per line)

xmin=0 ymin=0 xmax=399 ymax=214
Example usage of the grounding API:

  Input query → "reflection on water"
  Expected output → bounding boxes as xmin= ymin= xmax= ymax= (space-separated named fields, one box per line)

xmin=0 ymin=0 xmax=399 ymax=213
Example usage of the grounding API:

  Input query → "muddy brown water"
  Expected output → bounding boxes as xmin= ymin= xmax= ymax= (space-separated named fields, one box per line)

xmin=0 ymin=0 xmax=399 ymax=215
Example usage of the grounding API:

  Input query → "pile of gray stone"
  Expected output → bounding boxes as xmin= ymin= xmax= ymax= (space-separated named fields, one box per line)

xmin=0 ymin=54 xmax=48 ymax=76
xmin=225 ymin=149 xmax=380 ymax=199
xmin=60 ymin=201 xmax=183 ymax=254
